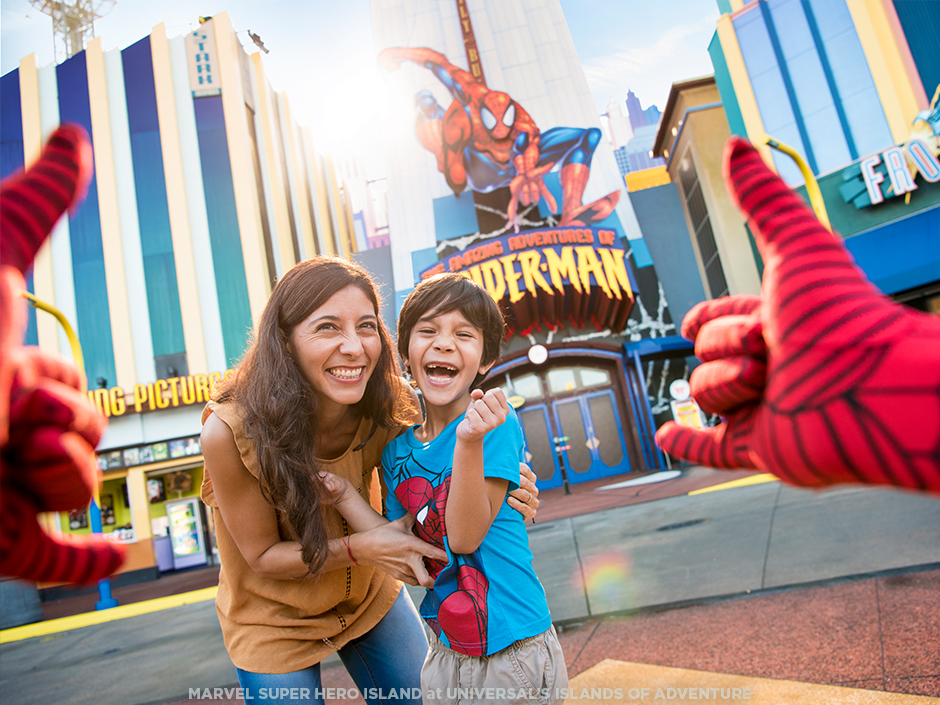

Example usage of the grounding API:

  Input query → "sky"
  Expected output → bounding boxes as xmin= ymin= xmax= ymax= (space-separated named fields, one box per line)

xmin=0 ymin=0 xmax=720 ymax=177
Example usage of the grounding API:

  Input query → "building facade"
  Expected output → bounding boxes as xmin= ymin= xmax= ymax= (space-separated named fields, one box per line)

xmin=653 ymin=75 xmax=763 ymax=300
xmin=698 ymin=0 xmax=938 ymax=309
xmin=371 ymin=0 xmax=696 ymax=490
xmin=651 ymin=0 xmax=939 ymax=340
xmin=0 ymin=12 xmax=382 ymax=583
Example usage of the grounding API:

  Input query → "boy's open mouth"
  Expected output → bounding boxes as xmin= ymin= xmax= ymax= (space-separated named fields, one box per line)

xmin=425 ymin=364 xmax=458 ymax=382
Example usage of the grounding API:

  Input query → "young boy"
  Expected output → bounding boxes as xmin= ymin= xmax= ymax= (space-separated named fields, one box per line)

xmin=322 ymin=273 xmax=566 ymax=704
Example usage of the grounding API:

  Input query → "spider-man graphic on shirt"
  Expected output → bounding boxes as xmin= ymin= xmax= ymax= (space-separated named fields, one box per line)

xmin=382 ymin=408 xmax=552 ymax=656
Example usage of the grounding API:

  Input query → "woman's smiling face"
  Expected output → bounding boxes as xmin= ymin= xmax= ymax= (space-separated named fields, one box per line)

xmin=288 ymin=285 xmax=382 ymax=416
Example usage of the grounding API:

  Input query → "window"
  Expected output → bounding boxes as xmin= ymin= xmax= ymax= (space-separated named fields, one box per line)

xmin=678 ymin=150 xmax=728 ymax=298
xmin=580 ymin=368 xmax=610 ymax=388
xmin=508 ymin=373 xmax=543 ymax=401
xmin=546 ymin=367 xmax=612 ymax=395
xmin=498 ymin=366 xmax=614 ymax=401
xmin=547 ymin=368 xmax=577 ymax=394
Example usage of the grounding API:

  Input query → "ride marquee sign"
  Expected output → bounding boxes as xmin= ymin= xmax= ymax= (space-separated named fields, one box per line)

xmin=420 ymin=226 xmax=636 ymax=335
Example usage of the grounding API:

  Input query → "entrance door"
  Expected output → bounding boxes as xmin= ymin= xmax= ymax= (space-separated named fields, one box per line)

xmin=517 ymin=403 xmax=563 ymax=490
xmin=551 ymin=389 xmax=631 ymax=483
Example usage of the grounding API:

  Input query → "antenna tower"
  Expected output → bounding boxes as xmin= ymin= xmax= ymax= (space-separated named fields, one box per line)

xmin=29 ymin=0 xmax=117 ymax=63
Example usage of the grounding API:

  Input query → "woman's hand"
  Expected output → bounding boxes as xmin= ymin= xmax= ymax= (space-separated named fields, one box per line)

xmin=353 ymin=515 xmax=447 ymax=588
xmin=507 ymin=463 xmax=539 ymax=520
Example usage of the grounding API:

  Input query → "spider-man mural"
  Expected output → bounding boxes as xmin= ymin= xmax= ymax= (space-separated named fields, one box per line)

xmin=379 ymin=46 xmax=620 ymax=232
xmin=393 ymin=465 xmax=491 ymax=655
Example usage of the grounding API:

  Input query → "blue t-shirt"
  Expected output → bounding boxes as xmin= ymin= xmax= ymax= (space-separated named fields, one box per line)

xmin=382 ymin=407 xmax=552 ymax=656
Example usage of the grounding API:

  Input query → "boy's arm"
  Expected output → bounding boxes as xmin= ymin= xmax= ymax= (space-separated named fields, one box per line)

xmin=319 ymin=472 xmax=389 ymax=533
xmin=445 ymin=389 xmax=511 ymax=554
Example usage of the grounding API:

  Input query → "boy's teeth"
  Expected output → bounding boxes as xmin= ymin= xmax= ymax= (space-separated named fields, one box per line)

xmin=426 ymin=365 xmax=457 ymax=379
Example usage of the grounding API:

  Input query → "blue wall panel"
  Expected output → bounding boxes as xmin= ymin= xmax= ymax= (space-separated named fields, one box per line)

xmin=353 ymin=244 xmax=397 ymax=339
xmin=193 ymin=96 xmax=251 ymax=365
xmin=56 ymin=53 xmax=117 ymax=387
xmin=0 ymin=71 xmax=24 ymax=179
xmin=894 ymin=0 xmax=940 ymax=100
xmin=845 ymin=206 xmax=940 ymax=295
xmin=709 ymin=32 xmax=746 ymax=138
xmin=0 ymin=69 xmax=37 ymax=345
xmin=122 ymin=37 xmax=186 ymax=359
xmin=433 ymin=193 xmax=479 ymax=242
xmin=629 ymin=183 xmax=708 ymax=324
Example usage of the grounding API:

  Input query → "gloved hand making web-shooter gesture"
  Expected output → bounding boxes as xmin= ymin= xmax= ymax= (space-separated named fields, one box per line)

xmin=656 ymin=137 xmax=940 ymax=493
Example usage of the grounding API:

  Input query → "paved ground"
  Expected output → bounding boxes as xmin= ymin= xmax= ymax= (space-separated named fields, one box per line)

xmin=1 ymin=467 xmax=938 ymax=704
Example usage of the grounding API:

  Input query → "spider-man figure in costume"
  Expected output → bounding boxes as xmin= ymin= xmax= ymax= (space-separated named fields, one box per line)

xmin=393 ymin=465 xmax=490 ymax=655
xmin=379 ymin=46 xmax=620 ymax=231
xmin=0 ymin=125 xmax=125 ymax=583
xmin=656 ymin=137 xmax=940 ymax=492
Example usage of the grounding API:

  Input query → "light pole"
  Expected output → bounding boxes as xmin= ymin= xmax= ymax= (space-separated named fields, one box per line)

xmin=764 ymin=135 xmax=831 ymax=231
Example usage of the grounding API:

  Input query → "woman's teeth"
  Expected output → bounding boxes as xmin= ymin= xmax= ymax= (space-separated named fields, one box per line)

xmin=329 ymin=367 xmax=363 ymax=380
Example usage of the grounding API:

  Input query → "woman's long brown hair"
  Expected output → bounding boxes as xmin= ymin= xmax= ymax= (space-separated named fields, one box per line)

xmin=214 ymin=256 xmax=413 ymax=576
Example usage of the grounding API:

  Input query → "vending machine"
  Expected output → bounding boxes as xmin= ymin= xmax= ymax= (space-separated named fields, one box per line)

xmin=165 ymin=497 xmax=208 ymax=570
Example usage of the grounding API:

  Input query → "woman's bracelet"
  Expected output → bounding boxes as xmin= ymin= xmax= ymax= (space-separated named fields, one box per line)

xmin=341 ymin=534 xmax=361 ymax=575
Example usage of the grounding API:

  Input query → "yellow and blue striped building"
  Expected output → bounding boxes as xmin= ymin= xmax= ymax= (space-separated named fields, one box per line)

xmin=0 ymin=12 xmax=372 ymax=581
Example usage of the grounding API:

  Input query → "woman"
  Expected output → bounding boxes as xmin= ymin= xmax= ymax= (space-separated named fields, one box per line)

xmin=200 ymin=257 xmax=539 ymax=704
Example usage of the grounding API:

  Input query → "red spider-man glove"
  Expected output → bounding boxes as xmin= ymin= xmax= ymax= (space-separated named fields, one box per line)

xmin=655 ymin=137 xmax=940 ymax=492
xmin=0 ymin=124 xmax=125 ymax=583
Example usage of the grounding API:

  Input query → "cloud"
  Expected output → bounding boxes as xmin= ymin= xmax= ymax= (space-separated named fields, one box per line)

xmin=581 ymin=12 xmax=718 ymax=112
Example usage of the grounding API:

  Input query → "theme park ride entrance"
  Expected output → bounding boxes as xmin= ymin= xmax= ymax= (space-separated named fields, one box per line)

xmin=489 ymin=345 xmax=659 ymax=491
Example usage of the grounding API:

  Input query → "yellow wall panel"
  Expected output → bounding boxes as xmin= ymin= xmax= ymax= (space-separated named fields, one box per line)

xmin=304 ymin=127 xmax=336 ymax=255
xmin=251 ymin=54 xmax=296 ymax=273
xmin=847 ymin=0 xmax=921 ymax=144
xmin=212 ymin=12 xmax=271 ymax=327
xmin=18 ymin=55 xmax=60 ymax=353
xmin=126 ymin=467 xmax=153 ymax=541
xmin=326 ymin=154 xmax=352 ymax=258
xmin=86 ymin=38 xmax=136 ymax=390
xmin=150 ymin=23 xmax=209 ymax=375
xmin=716 ymin=15 xmax=774 ymax=169
xmin=278 ymin=92 xmax=318 ymax=261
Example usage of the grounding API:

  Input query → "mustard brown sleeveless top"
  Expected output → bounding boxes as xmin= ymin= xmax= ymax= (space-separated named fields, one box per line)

xmin=201 ymin=400 xmax=402 ymax=673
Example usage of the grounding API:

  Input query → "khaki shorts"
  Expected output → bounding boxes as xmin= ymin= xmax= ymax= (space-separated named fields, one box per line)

xmin=421 ymin=626 xmax=568 ymax=705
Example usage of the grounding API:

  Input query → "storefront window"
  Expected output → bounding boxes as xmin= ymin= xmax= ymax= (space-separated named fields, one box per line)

xmin=580 ymin=368 xmax=610 ymax=388
xmin=547 ymin=368 xmax=578 ymax=394
xmin=511 ymin=373 xmax=543 ymax=400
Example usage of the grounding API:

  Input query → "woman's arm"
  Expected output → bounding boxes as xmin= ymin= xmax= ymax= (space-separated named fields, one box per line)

xmin=202 ymin=413 xmax=446 ymax=585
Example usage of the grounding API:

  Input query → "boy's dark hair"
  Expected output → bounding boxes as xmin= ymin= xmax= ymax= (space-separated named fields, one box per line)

xmin=398 ymin=273 xmax=506 ymax=388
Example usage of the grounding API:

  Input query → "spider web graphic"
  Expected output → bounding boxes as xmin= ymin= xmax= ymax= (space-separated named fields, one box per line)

xmin=390 ymin=449 xmax=443 ymax=485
